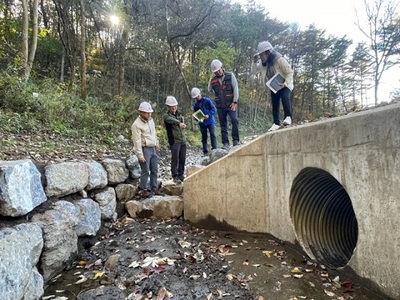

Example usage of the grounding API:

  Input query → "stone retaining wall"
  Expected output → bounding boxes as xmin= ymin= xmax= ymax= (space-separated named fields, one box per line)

xmin=0 ymin=157 xmax=183 ymax=300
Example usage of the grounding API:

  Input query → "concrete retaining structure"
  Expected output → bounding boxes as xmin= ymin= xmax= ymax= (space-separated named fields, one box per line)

xmin=183 ymin=103 xmax=400 ymax=299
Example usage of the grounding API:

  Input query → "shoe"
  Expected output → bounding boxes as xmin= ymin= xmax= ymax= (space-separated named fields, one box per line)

xmin=222 ymin=143 xmax=230 ymax=150
xmin=178 ymin=176 xmax=185 ymax=182
xmin=268 ymin=123 xmax=281 ymax=132
xmin=173 ymin=177 xmax=181 ymax=184
xmin=139 ymin=190 xmax=151 ymax=198
xmin=152 ymin=187 xmax=164 ymax=196
xmin=233 ymin=140 xmax=240 ymax=146
xmin=283 ymin=116 xmax=292 ymax=125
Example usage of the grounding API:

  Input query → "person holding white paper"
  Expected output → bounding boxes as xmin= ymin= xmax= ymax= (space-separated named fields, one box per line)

xmin=191 ymin=87 xmax=217 ymax=156
xmin=252 ymin=41 xmax=294 ymax=132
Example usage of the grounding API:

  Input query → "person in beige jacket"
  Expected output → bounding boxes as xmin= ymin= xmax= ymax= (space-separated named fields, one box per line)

xmin=252 ymin=41 xmax=294 ymax=132
xmin=131 ymin=101 xmax=163 ymax=198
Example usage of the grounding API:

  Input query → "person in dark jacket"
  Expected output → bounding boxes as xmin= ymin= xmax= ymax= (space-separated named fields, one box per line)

xmin=191 ymin=87 xmax=217 ymax=156
xmin=163 ymin=96 xmax=187 ymax=183
xmin=208 ymin=59 xmax=240 ymax=150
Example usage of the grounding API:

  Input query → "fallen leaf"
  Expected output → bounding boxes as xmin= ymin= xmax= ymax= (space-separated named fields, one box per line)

xmin=157 ymin=287 xmax=173 ymax=299
xmin=178 ymin=240 xmax=192 ymax=248
xmin=129 ymin=261 xmax=140 ymax=268
xmin=93 ymin=271 xmax=105 ymax=280
xmin=341 ymin=280 xmax=354 ymax=292
xmin=262 ymin=250 xmax=272 ymax=258
xmin=75 ymin=275 xmax=87 ymax=284
xmin=135 ymin=273 xmax=149 ymax=281
xmin=153 ymin=266 xmax=166 ymax=274
xmin=324 ymin=289 xmax=336 ymax=297
xmin=78 ymin=260 xmax=88 ymax=266
xmin=291 ymin=267 xmax=303 ymax=274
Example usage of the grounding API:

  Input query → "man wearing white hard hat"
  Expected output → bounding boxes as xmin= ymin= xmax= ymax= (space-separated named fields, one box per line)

xmin=131 ymin=101 xmax=163 ymax=198
xmin=163 ymin=96 xmax=187 ymax=184
xmin=191 ymin=87 xmax=217 ymax=155
xmin=208 ymin=59 xmax=240 ymax=150
xmin=252 ymin=41 xmax=294 ymax=132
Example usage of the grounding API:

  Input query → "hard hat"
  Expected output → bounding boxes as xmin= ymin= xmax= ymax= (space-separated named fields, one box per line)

xmin=191 ymin=87 xmax=201 ymax=98
xmin=138 ymin=101 xmax=153 ymax=112
xmin=210 ymin=59 xmax=223 ymax=72
xmin=256 ymin=41 xmax=273 ymax=55
xmin=165 ymin=96 xmax=178 ymax=106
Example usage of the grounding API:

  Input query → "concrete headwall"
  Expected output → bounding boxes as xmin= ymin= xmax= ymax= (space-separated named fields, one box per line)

xmin=183 ymin=103 xmax=400 ymax=299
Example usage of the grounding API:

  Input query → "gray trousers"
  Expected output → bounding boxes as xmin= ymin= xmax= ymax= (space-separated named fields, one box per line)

xmin=139 ymin=146 xmax=159 ymax=190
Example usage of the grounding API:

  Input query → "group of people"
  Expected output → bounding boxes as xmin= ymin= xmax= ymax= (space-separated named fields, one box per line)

xmin=131 ymin=41 xmax=294 ymax=197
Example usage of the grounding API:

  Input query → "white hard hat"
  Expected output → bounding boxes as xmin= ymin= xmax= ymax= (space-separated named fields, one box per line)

xmin=191 ymin=87 xmax=201 ymax=98
xmin=256 ymin=41 xmax=273 ymax=55
xmin=165 ymin=96 xmax=178 ymax=106
xmin=210 ymin=59 xmax=223 ymax=72
xmin=138 ymin=101 xmax=153 ymax=113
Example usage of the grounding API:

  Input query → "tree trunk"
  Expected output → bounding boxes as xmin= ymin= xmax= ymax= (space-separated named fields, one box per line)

xmin=26 ymin=0 xmax=39 ymax=82
xmin=21 ymin=0 xmax=29 ymax=80
xmin=79 ymin=0 xmax=87 ymax=100
xmin=117 ymin=28 xmax=128 ymax=96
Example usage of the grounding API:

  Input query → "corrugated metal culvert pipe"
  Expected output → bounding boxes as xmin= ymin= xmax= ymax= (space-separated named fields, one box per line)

xmin=289 ymin=167 xmax=358 ymax=269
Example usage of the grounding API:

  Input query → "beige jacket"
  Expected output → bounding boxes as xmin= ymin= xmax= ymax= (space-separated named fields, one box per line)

xmin=131 ymin=116 xmax=158 ymax=159
xmin=252 ymin=55 xmax=294 ymax=91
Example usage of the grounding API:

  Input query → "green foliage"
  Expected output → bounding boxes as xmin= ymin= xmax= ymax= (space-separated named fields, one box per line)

xmin=2 ymin=0 xmax=396 ymax=146
xmin=0 ymin=73 xmax=41 ymax=113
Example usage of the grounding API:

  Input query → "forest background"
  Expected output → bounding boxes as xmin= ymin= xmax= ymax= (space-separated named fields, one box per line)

xmin=0 ymin=0 xmax=399 ymax=151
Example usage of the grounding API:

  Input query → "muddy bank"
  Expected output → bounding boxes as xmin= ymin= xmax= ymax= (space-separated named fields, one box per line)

xmin=42 ymin=216 xmax=388 ymax=300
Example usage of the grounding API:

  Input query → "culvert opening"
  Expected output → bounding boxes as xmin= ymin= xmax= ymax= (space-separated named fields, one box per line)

xmin=289 ymin=167 xmax=358 ymax=269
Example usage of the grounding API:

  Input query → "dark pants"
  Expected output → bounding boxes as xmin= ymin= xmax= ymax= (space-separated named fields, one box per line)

xmin=217 ymin=107 xmax=239 ymax=145
xmin=170 ymin=142 xmax=187 ymax=179
xmin=139 ymin=146 xmax=158 ymax=190
xmin=271 ymin=87 xmax=292 ymax=125
xmin=200 ymin=123 xmax=217 ymax=154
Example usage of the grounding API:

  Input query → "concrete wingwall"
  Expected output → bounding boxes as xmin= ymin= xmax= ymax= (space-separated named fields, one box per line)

xmin=183 ymin=103 xmax=400 ymax=299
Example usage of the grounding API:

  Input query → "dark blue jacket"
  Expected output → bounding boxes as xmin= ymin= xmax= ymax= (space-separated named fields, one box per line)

xmin=193 ymin=96 xmax=216 ymax=127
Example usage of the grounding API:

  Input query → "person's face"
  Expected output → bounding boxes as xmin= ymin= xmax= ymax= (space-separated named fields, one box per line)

xmin=195 ymin=95 xmax=201 ymax=101
xmin=214 ymin=68 xmax=224 ymax=77
xmin=140 ymin=111 xmax=151 ymax=120
xmin=260 ymin=51 xmax=269 ymax=63
xmin=167 ymin=105 xmax=177 ymax=113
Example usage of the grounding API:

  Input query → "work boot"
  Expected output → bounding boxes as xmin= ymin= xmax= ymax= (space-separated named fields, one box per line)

xmin=222 ymin=143 xmax=230 ymax=150
xmin=233 ymin=140 xmax=240 ymax=146
xmin=152 ymin=187 xmax=164 ymax=196
xmin=173 ymin=177 xmax=181 ymax=184
xmin=139 ymin=190 xmax=151 ymax=198
xmin=178 ymin=176 xmax=185 ymax=182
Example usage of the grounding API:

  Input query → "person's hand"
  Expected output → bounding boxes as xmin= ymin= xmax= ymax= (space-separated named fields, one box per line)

xmin=155 ymin=145 xmax=160 ymax=152
xmin=179 ymin=122 xmax=186 ymax=129
xmin=204 ymin=114 xmax=209 ymax=119
xmin=139 ymin=156 xmax=146 ymax=163
xmin=279 ymin=83 xmax=286 ymax=88
xmin=230 ymin=102 xmax=237 ymax=111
